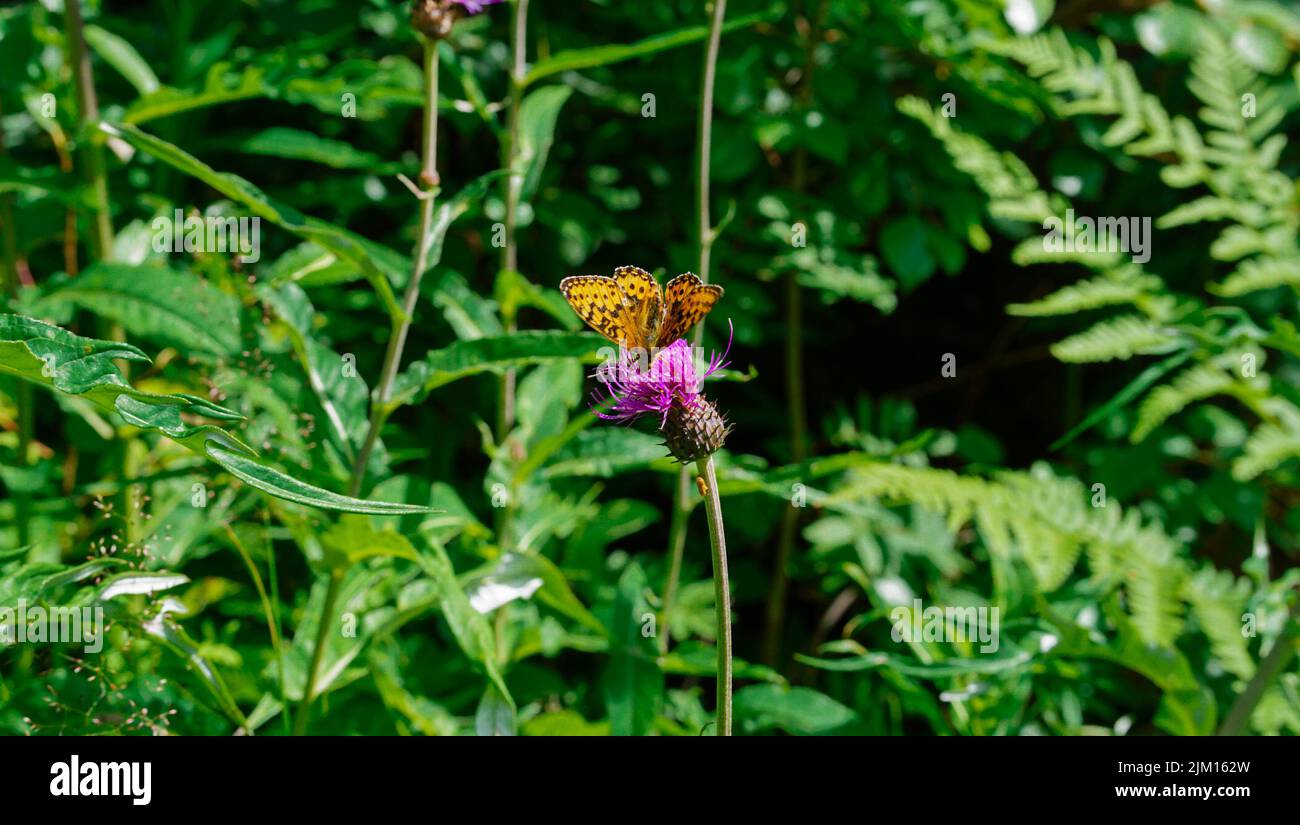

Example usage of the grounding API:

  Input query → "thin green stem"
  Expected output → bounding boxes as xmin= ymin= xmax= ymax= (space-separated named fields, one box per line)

xmin=64 ymin=0 xmax=114 ymax=262
xmin=328 ymin=35 xmax=441 ymax=736
xmin=262 ymin=509 xmax=290 ymax=736
xmin=225 ymin=526 xmax=283 ymax=655
xmin=496 ymin=0 xmax=529 ymax=442
xmin=227 ymin=522 xmax=290 ymax=732
xmin=662 ymin=0 xmax=727 ymax=651
xmin=66 ymin=0 xmax=127 ymax=559
xmin=1218 ymin=598 xmax=1299 ymax=736
xmin=295 ymin=569 xmax=344 ymax=736
xmin=349 ymin=41 xmax=441 ymax=496
xmin=696 ymin=455 xmax=732 ymax=736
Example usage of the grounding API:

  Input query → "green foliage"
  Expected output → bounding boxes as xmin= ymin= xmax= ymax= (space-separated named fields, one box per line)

xmin=0 ymin=0 xmax=1295 ymax=738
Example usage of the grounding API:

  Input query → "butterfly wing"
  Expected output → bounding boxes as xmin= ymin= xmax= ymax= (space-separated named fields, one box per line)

xmin=657 ymin=272 xmax=724 ymax=345
xmin=560 ymin=275 xmax=648 ymax=348
xmin=612 ymin=265 xmax=663 ymax=347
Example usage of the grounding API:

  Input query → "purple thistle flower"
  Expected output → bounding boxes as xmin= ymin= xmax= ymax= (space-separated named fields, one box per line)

xmin=451 ymin=0 xmax=503 ymax=13
xmin=592 ymin=326 xmax=734 ymax=462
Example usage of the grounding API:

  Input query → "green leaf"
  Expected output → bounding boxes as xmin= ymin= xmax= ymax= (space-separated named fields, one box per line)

xmin=796 ymin=645 xmax=1034 ymax=678
xmin=100 ymin=122 xmax=407 ymax=319
xmin=880 ymin=216 xmax=936 ymax=290
xmin=521 ymin=710 xmax=609 ymax=736
xmin=142 ymin=611 xmax=248 ymax=729
xmin=733 ymin=684 xmax=862 ymax=735
xmin=260 ymin=283 xmax=371 ymax=460
xmin=319 ymin=516 xmax=421 ymax=572
xmin=390 ymin=331 xmax=603 ymax=407
xmin=1156 ymin=687 xmax=1217 ymax=736
xmin=604 ymin=563 xmax=661 ymax=736
xmin=36 ymin=263 xmax=241 ymax=357
xmin=262 ymin=242 xmax=353 ymax=286
xmin=417 ymin=170 xmax=507 ymax=282
xmin=0 ymin=314 xmax=244 ymax=450
xmin=413 ymin=541 xmax=514 ymax=706
xmin=515 ymin=86 xmax=572 ymax=204
xmin=474 ymin=683 xmax=517 ymax=736
xmin=540 ymin=428 xmax=670 ymax=479
xmin=96 ymin=572 xmax=190 ymax=600
xmin=206 ymin=443 xmax=432 ymax=515
xmin=429 ymin=269 xmax=505 ymax=340
xmin=222 ymin=127 xmax=399 ymax=172
xmin=1051 ymin=315 xmax=1181 ymax=363
xmin=0 ymin=313 xmax=422 ymax=515
xmin=523 ymin=11 xmax=775 ymax=86
xmin=661 ymin=642 xmax=784 ymax=684
xmin=83 ymin=25 xmax=160 ymax=96
xmin=0 ymin=559 xmax=122 ymax=603
xmin=1050 ymin=350 xmax=1193 ymax=450
xmin=124 ymin=64 xmax=268 ymax=124
xmin=494 ymin=268 xmax=581 ymax=331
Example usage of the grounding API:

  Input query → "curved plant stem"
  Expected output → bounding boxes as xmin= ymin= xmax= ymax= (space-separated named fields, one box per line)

xmin=321 ymin=35 xmax=441 ymax=733
xmin=496 ymin=0 xmax=529 ymax=442
xmin=227 ymin=522 xmax=290 ymax=733
xmin=696 ymin=455 xmax=732 ymax=736
xmin=349 ymin=40 xmax=441 ymax=496
xmin=225 ymin=526 xmax=283 ymax=661
xmin=662 ymin=0 xmax=726 ymax=651
xmin=295 ymin=569 xmax=343 ymax=736
xmin=1218 ymin=598 xmax=1299 ymax=735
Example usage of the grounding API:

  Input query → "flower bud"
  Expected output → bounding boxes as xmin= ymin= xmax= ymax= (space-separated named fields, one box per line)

xmin=411 ymin=0 xmax=456 ymax=39
xmin=662 ymin=397 xmax=731 ymax=463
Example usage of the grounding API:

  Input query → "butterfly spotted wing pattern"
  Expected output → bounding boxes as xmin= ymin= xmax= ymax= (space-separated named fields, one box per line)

xmin=559 ymin=275 xmax=644 ymax=347
xmin=657 ymin=273 xmax=724 ymax=346
xmin=561 ymin=267 xmax=723 ymax=349
xmin=611 ymin=265 xmax=663 ymax=347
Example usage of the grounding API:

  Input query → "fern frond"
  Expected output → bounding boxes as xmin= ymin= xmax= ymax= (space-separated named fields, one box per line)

xmin=1182 ymin=568 xmax=1256 ymax=681
xmin=897 ymin=96 xmax=1054 ymax=222
xmin=1233 ymin=422 xmax=1300 ymax=481
xmin=1051 ymin=315 xmax=1179 ymax=363
xmin=1131 ymin=362 xmax=1236 ymax=442
xmin=1251 ymin=682 xmax=1300 ymax=735
xmin=1008 ymin=270 xmax=1161 ymax=317
xmin=1124 ymin=529 xmax=1186 ymax=649
xmin=988 ymin=33 xmax=1179 ymax=160
xmin=1211 ymin=256 xmax=1300 ymax=297
xmin=1188 ymin=29 xmax=1255 ymax=138
xmin=1010 ymin=237 xmax=1125 ymax=269
xmin=837 ymin=461 xmax=1195 ymax=646
xmin=1157 ymin=196 xmax=1266 ymax=230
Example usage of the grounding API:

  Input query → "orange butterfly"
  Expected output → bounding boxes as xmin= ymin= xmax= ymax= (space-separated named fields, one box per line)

xmin=560 ymin=266 xmax=724 ymax=350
